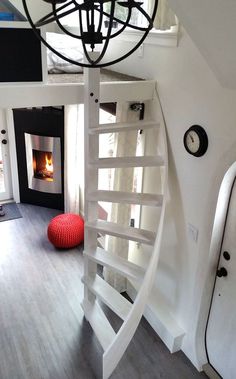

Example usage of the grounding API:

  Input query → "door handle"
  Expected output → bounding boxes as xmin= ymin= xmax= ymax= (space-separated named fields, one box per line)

xmin=2 ymin=139 xmax=7 ymax=144
xmin=216 ymin=267 xmax=228 ymax=277
xmin=223 ymin=251 xmax=230 ymax=260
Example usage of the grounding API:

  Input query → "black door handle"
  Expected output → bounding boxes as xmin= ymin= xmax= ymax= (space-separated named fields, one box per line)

xmin=216 ymin=267 xmax=228 ymax=277
xmin=223 ymin=251 xmax=230 ymax=261
xmin=2 ymin=139 xmax=7 ymax=144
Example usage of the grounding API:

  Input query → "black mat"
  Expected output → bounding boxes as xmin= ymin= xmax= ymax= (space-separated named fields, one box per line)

xmin=0 ymin=203 xmax=22 ymax=222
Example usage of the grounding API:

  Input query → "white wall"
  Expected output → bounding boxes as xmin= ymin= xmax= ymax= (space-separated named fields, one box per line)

xmin=105 ymin=28 xmax=236 ymax=368
xmin=168 ymin=0 xmax=236 ymax=89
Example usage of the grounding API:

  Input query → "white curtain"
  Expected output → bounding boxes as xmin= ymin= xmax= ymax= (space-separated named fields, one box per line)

xmin=64 ymin=104 xmax=84 ymax=214
xmin=149 ymin=0 xmax=177 ymax=30
xmin=103 ymin=102 xmax=140 ymax=292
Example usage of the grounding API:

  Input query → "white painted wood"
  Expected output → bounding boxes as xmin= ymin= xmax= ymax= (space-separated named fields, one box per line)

xmin=100 ymin=80 xmax=155 ymax=103
xmin=0 ymin=83 xmax=85 ymax=108
xmin=0 ymin=21 xmax=29 ymax=28
xmin=127 ymin=281 xmax=185 ymax=353
xmin=144 ymin=293 xmax=185 ymax=354
xmin=102 ymin=96 xmax=169 ymax=379
xmin=103 ymin=198 xmax=167 ymax=377
xmin=87 ymin=190 xmax=163 ymax=206
xmin=202 ymin=364 xmax=222 ymax=379
xmin=81 ymin=299 xmax=116 ymax=351
xmin=206 ymin=172 xmax=236 ymax=379
xmin=82 ymin=79 xmax=169 ymax=379
xmin=90 ymin=155 xmax=164 ymax=169
xmin=83 ymin=57 xmax=100 ymax=305
xmin=84 ymin=56 xmax=100 ymax=222
xmin=89 ymin=120 xmax=158 ymax=134
xmin=6 ymin=109 xmax=20 ymax=203
xmin=0 ymin=110 xmax=12 ymax=201
xmin=86 ymin=220 xmax=156 ymax=245
xmin=84 ymin=247 xmax=145 ymax=282
xmin=82 ymin=274 xmax=132 ymax=321
xmin=0 ymin=81 xmax=155 ymax=109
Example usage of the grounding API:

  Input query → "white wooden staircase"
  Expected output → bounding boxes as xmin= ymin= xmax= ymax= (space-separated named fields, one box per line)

xmin=82 ymin=67 xmax=168 ymax=378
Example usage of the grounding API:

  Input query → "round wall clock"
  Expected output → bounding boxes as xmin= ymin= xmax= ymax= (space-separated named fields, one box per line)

xmin=183 ymin=125 xmax=208 ymax=157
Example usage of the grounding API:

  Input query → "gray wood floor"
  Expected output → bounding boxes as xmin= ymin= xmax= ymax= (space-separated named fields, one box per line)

xmin=0 ymin=204 xmax=207 ymax=379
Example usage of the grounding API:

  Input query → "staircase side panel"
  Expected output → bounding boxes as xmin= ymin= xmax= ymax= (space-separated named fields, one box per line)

xmin=103 ymin=89 xmax=169 ymax=378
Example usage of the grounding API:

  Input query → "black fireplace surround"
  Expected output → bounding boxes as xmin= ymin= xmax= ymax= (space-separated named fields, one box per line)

xmin=13 ymin=107 xmax=64 ymax=210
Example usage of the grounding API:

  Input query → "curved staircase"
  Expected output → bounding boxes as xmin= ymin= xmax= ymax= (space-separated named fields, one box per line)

xmin=82 ymin=67 xmax=168 ymax=378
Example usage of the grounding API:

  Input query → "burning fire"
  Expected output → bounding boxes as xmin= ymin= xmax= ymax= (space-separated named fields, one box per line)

xmin=45 ymin=154 xmax=53 ymax=173
xmin=33 ymin=149 xmax=54 ymax=181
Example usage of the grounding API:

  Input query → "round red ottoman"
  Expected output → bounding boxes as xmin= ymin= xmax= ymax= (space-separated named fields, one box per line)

xmin=48 ymin=213 xmax=84 ymax=248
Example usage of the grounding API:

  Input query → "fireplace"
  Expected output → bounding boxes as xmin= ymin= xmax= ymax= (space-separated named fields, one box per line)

xmin=14 ymin=107 xmax=64 ymax=210
xmin=33 ymin=150 xmax=53 ymax=181
xmin=25 ymin=133 xmax=61 ymax=193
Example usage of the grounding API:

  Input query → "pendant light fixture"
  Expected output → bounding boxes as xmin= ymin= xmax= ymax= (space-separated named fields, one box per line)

xmin=22 ymin=0 xmax=158 ymax=68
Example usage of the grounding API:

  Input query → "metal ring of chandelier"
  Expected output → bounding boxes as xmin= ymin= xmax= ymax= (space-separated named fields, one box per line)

xmin=22 ymin=0 xmax=158 ymax=68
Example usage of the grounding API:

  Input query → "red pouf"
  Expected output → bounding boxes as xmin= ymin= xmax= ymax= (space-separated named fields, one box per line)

xmin=48 ymin=213 xmax=84 ymax=248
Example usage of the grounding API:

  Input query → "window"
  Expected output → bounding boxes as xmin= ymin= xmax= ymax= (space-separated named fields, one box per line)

xmin=103 ymin=1 xmax=149 ymax=29
xmin=58 ymin=1 xmax=178 ymax=49
xmin=57 ymin=0 xmax=177 ymax=32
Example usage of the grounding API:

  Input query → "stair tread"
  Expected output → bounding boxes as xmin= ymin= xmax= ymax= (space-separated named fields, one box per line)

xmin=88 ymin=190 xmax=163 ymax=206
xmin=90 ymin=155 xmax=164 ymax=169
xmin=84 ymin=247 xmax=145 ymax=281
xmin=81 ymin=299 xmax=115 ymax=350
xmin=82 ymin=274 xmax=132 ymax=320
xmin=89 ymin=120 xmax=158 ymax=134
xmin=86 ymin=220 xmax=155 ymax=245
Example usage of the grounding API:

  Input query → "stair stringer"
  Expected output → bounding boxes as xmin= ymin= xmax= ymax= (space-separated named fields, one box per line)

xmin=102 ymin=91 xmax=169 ymax=379
xmin=82 ymin=65 xmax=168 ymax=378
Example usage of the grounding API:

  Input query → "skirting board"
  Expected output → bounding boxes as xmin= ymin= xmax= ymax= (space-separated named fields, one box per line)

xmin=202 ymin=364 xmax=221 ymax=379
xmin=127 ymin=281 xmax=185 ymax=353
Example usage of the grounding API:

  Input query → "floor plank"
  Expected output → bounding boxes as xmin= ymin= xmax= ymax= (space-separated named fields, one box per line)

xmin=0 ymin=204 xmax=207 ymax=379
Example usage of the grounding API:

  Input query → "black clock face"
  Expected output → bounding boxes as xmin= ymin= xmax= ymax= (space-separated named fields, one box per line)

xmin=183 ymin=125 xmax=208 ymax=157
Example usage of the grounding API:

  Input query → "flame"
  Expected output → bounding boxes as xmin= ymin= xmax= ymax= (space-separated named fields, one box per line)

xmin=45 ymin=154 xmax=53 ymax=173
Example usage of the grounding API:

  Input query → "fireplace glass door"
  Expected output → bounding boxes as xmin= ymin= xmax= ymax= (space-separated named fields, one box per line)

xmin=33 ymin=150 xmax=54 ymax=181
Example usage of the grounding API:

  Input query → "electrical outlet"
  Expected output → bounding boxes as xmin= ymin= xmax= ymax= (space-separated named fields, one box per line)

xmin=188 ymin=223 xmax=199 ymax=243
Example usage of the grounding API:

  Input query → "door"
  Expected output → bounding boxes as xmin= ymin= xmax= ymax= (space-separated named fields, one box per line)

xmin=206 ymin=178 xmax=236 ymax=379
xmin=0 ymin=113 xmax=12 ymax=202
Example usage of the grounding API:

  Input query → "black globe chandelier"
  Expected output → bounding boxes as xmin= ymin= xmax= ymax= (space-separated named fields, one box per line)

xmin=22 ymin=0 xmax=158 ymax=68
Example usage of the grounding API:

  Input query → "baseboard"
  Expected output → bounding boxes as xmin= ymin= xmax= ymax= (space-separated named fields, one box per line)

xmin=202 ymin=364 xmax=221 ymax=379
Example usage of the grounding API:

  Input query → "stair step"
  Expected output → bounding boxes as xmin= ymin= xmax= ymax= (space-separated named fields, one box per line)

xmin=85 ymin=220 xmax=155 ymax=245
xmin=90 ymin=155 xmax=164 ymax=169
xmin=84 ymin=247 xmax=145 ymax=282
xmin=81 ymin=299 xmax=115 ymax=350
xmin=88 ymin=190 xmax=163 ymax=206
xmin=82 ymin=274 xmax=132 ymax=320
xmin=89 ymin=120 xmax=158 ymax=134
